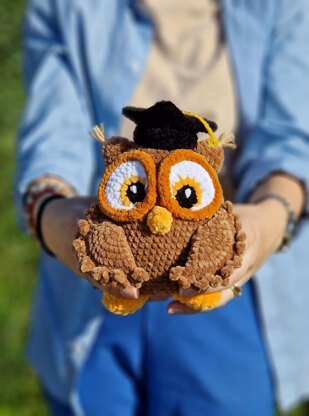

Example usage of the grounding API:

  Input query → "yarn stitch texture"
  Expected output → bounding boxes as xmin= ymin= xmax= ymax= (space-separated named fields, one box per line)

xmin=73 ymin=101 xmax=245 ymax=315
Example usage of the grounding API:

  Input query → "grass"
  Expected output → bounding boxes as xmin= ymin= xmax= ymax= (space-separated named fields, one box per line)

xmin=0 ymin=1 xmax=308 ymax=415
xmin=0 ymin=1 xmax=48 ymax=414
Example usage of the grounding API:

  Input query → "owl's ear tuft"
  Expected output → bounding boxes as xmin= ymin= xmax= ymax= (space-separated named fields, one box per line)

xmin=103 ymin=137 xmax=135 ymax=165
xmin=89 ymin=124 xmax=106 ymax=144
xmin=196 ymin=133 xmax=237 ymax=173
xmin=219 ymin=132 xmax=236 ymax=149
xmin=196 ymin=140 xmax=224 ymax=173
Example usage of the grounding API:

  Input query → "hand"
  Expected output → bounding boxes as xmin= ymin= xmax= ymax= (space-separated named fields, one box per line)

xmin=167 ymin=199 xmax=288 ymax=314
xmin=41 ymin=197 xmax=139 ymax=299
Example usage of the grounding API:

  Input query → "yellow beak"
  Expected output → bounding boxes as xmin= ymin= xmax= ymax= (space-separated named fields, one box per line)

xmin=146 ymin=206 xmax=173 ymax=235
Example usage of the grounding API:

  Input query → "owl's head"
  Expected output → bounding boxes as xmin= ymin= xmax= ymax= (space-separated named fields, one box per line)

xmin=93 ymin=101 xmax=235 ymax=235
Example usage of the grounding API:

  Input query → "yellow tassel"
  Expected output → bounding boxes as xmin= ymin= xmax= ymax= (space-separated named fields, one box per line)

xmin=89 ymin=123 xmax=106 ymax=144
xmin=182 ymin=111 xmax=220 ymax=148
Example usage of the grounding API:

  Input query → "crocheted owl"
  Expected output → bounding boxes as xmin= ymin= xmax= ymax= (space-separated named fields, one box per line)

xmin=73 ymin=101 xmax=246 ymax=315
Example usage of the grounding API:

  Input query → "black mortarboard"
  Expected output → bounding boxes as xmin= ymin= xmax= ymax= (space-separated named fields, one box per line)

xmin=122 ymin=101 xmax=217 ymax=150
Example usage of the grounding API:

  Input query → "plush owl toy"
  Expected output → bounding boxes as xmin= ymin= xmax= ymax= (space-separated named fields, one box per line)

xmin=73 ymin=101 xmax=246 ymax=315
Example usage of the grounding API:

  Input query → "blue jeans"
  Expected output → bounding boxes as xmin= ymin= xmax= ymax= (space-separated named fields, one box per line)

xmin=75 ymin=282 xmax=275 ymax=416
xmin=46 ymin=392 xmax=73 ymax=416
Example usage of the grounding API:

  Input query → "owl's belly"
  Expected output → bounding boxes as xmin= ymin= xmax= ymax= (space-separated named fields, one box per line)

xmin=122 ymin=218 xmax=202 ymax=295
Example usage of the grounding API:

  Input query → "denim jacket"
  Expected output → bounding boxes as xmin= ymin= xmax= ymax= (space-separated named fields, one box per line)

xmin=16 ymin=0 xmax=309 ymax=411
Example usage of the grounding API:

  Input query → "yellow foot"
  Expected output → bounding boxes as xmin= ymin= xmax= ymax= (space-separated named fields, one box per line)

xmin=173 ymin=292 xmax=222 ymax=312
xmin=102 ymin=292 xmax=149 ymax=316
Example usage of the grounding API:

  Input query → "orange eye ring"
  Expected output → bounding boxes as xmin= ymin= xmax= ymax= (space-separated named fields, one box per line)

xmin=158 ymin=149 xmax=223 ymax=220
xmin=98 ymin=150 xmax=157 ymax=222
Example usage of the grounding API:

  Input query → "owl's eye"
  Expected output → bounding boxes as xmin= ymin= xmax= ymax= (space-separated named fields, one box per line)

xmin=124 ymin=179 xmax=146 ymax=205
xmin=98 ymin=150 xmax=157 ymax=221
xmin=106 ymin=163 xmax=147 ymax=210
xmin=170 ymin=160 xmax=216 ymax=211
xmin=158 ymin=150 xmax=223 ymax=220
xmin=174 ymin=183 xmax=198 ymax=209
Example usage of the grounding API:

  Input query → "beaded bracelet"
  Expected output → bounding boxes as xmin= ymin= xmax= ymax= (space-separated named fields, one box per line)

xmin=24 ymin=176 xmax=76 ymax=256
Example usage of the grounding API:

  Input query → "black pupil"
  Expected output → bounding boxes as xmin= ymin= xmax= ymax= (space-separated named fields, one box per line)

xmin=175 ymin=185 xmax=198 ymax=209
xmin=126 ymin=181 xmax=146 ymax=204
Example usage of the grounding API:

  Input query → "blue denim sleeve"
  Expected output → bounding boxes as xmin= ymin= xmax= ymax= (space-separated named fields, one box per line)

xmin=16 ymin=0 xmax=95 ymax=229
xmin=235 ymin=0 xmax=309 ymax=212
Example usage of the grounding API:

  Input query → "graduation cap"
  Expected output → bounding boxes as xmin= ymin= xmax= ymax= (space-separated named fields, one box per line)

xmin=122 ymin=101 xmax=218 ymax=151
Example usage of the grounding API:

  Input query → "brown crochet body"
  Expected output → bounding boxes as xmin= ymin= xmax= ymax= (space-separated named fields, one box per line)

xmin=73 ymin=201 xmax=245 ymax=296
xmin=72 ymin=134 xmax=246 ymax=299
xmin=122 ymin=217 xmax=199 ymax=295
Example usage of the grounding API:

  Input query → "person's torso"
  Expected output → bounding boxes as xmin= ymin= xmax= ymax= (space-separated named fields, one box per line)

xmin=29 ymin=0 xmax=280 ymax=405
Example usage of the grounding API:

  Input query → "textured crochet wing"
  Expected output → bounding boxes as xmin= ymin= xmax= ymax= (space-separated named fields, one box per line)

xmin=169 ymin=201 xmax=246 ymax=291
xmin=72 ymin=204 xmax=150 ymax=290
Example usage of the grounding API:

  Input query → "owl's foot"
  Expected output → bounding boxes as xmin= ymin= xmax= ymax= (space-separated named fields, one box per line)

xmin=169 ymin=266 xmax=211 ymax=291
xmin=102 ymin=292 xmax=149 ymax=316
xmin=173 ymin=292 xmax=222 ymax=312
xmin=130 ymin=267 xmax=150 ymax=288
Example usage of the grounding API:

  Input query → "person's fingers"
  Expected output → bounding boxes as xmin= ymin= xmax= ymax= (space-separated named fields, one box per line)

xmin=167 ymin=301 xmax=199 ymax=315
xmin=105 ymin=283 xmax=140 ymax=299
xmin=214 ymin=278 xmax=248 ymax=308
xmin=215 ymin=286 xmax=237 ymax=307
xmin=118 ymin=287 xmax=140 ymax=299
xmin=179 ymin=288 xmax=200 ymax=296
xmin=171 ymin=277 xmax=248 ymax=314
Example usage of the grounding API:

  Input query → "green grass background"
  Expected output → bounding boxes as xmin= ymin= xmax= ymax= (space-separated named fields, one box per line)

xmin=0 ymin=0 xmax=47 ymax=414
xmin=0 ymin=1 xmax=308 ymax=415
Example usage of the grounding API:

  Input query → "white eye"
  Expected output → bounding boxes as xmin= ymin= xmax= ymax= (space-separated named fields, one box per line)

xmin=105 ymin=161 xmax=147 ymax=210
xmin=170 ymin=160 xmax=215 ymax=210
